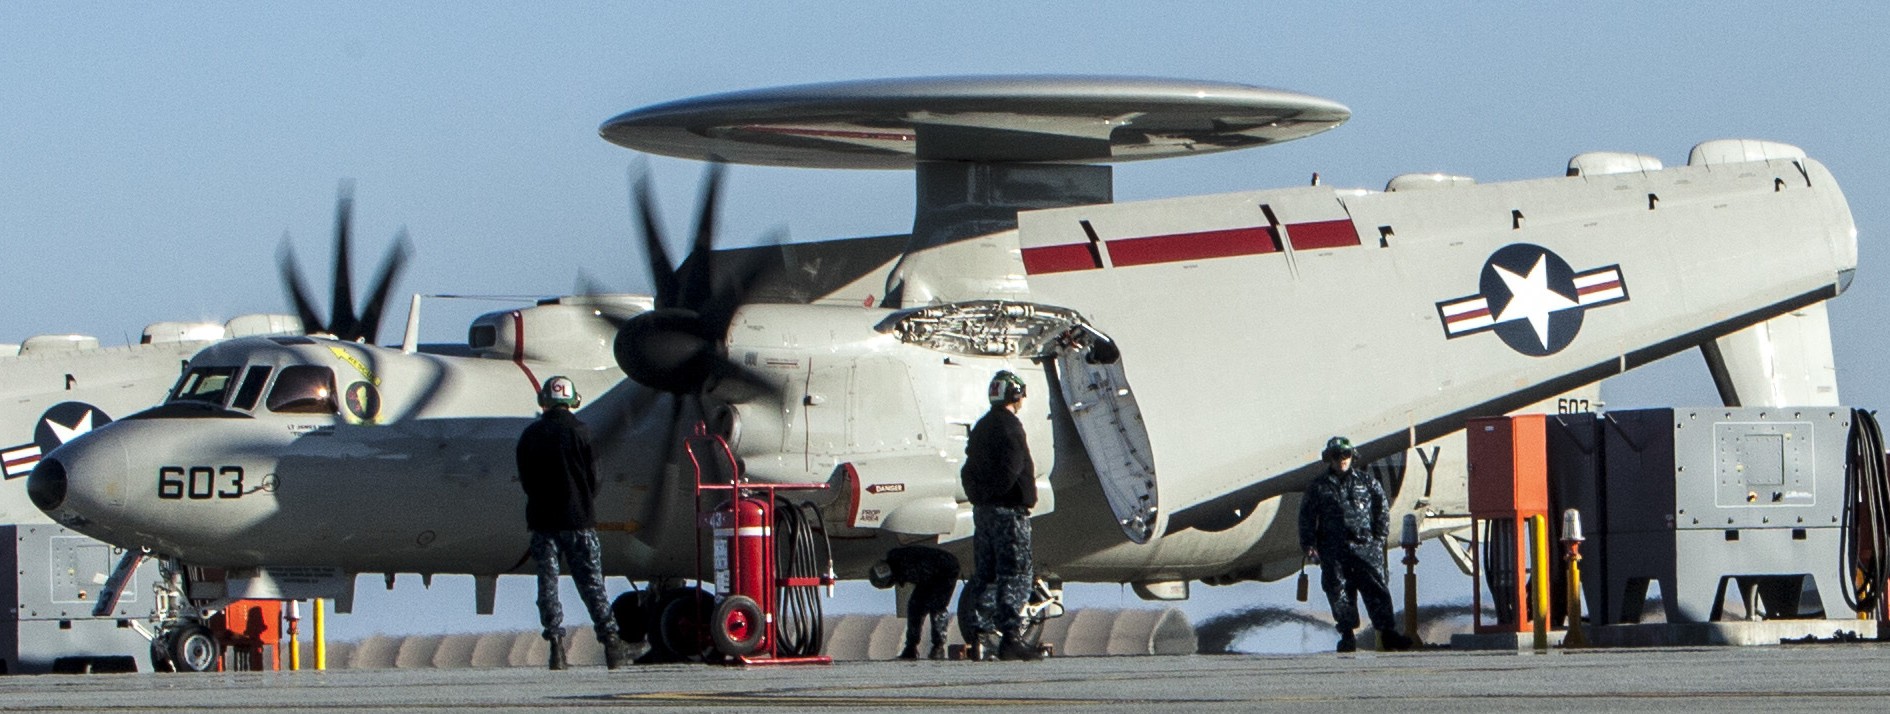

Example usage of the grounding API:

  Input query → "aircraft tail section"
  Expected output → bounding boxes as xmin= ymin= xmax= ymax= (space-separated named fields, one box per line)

xmin=1700 ymin=303 xmax=1841 ymax=407
xmin=1014 ymin=142 xmax=1857 ymax=534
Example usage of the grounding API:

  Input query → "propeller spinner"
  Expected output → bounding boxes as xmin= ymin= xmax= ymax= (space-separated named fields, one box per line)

xmin=277 ymin=185 xmax=412 ymax=344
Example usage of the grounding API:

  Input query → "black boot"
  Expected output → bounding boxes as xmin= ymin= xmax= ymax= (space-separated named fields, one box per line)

xmin=1380 ymin=630 xmax=1415 ymax=652
xmin=997 ymin=635 xmax=1043 ymax=662
xmin=547 ymin=633 xmax=568 ymax=670
xmin=897 ymin=643 xmax=919 ymax=660
xmin=605 ymin=639 xmax=631 ymax=669
xmin=928 ymin=644 xmax=947 ymax=660
xmin=1336 ymin=631 xmax=1357 ymax=653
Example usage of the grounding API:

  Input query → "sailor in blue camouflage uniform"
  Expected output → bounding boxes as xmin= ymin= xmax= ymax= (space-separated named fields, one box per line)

xmin=517 ymin=376 xmax=630 ymax=670
xmin=1298 ymin=436 xmax=1414 ymax=653
xmin=870 ymin=545 xmax=962 ymax=660
xmin=957 ymin=370 xmax=1043 ymax=662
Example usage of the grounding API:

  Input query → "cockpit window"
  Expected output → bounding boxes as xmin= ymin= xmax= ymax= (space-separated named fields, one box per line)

xmin=169 ymin=367 xmax=239 ymax=406
xmin=230 ymin=365 xmax=274 ymax=411
xmin=266 ymin=365 xmax=338 ymax=414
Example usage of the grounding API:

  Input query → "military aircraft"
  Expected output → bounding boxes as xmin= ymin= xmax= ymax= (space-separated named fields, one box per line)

xmin=1 ymin=186 xmax=407 ymax=515
xmin=0 ymin=188 xmax=407 ymax=672
xmin=27 ymin=76 xmax=1857 ymax=669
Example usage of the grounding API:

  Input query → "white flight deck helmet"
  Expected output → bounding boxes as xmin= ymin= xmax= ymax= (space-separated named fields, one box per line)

xmin=988 ymin=370 xmax=1027 ymax=405
xmin=539 ymin=376 xmax=581 ymax=410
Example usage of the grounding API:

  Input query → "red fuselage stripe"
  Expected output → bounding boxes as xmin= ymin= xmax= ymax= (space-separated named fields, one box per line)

xmin=1022 ymin=219 xmax=1367 ymax=275
xmin=1021 ymin=244 xmax=1103 ymax=274
xmin=1285 ymin=219 xmax=1361 ymax=250
xmin=1106 ymin=226 xmax=1280 ymax=267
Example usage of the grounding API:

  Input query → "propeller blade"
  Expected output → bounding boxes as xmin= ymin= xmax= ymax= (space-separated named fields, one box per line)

xmin=589 ymin=378 xmax=668 ymax=449
xmin=630 ymin=167 xmax=680 ymax=310
xmin=676 ymin=163 xmax=725 ymax=311
xmin=574 ymin=268 xmax=609 ymax=298
xmin=328 ymin=187 xmax=359 ymax=341
xmin=277 ymin=236 xmax=327 ymax=335
xmin=699 ymin=227 xmax=787 ymax=339
xmin=706 ymin=357 xmax=781 ymax=407
xmin=352 ymin=228 xmax=412 ymax=344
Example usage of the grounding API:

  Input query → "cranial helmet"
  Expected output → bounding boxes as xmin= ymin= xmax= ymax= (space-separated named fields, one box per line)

xmin=988 ymin=370 xmax=1027 ymax=405
xmin=869 ymin=560 xmax=894 ymax=589
xmin=1322 ymin=435 xmax=1356 ymax=461
xmin=539 ymin=376 xmax=581 ymax=409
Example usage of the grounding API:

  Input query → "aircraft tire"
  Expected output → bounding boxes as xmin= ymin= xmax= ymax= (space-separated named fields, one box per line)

xmin=168 ymin=624 xmax=219 ymax=673
xmin=611 ymin=591 xmax=649 ymax=644
xmin=711 ymin=595 xmax=765 ymax=657
xmin=655 ymin=588 xmax=716 ymax=662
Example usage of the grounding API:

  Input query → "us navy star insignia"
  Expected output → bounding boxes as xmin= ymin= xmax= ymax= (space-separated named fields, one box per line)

xmin=3 ymin=402 xmax=113 ymax=479
xmin=1435 ymin=244 xmax=1629 ymax=356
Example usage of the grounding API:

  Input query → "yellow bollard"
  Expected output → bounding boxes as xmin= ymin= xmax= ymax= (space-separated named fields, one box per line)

xmin=1531 ymin=514 xmax=1550 ymax=652
xmin=1562 ymin=509 xmax=1588 ymax=648
xmin=314 ymin=597 xmax=327 ymax=671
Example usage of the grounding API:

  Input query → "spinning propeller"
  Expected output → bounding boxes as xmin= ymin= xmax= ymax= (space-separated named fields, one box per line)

xmin=611 ymin=164 xmax=781 ymax=430
xmin=612 ymin=164 xmax=778 ymax=399
xmin=277 ymin=185 xmax=412 ymax=344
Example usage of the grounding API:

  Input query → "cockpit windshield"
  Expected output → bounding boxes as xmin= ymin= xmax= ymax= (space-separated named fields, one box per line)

xmin=168 ymin=367 xmax=239 ymax=406
xmin=266 ymin=365 xmax=338 ymax=414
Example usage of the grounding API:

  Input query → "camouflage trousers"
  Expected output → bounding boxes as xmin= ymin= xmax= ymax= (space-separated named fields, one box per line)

xmin=958 ymin=505 xmax=1033 ymax=639
xmin=905 ymin=579 xmax=956 ymax=650
xmin=1319 ymin=542 xmax=1397 ymax=635
xmin=530 ymin=529 xmax=619 ymax=643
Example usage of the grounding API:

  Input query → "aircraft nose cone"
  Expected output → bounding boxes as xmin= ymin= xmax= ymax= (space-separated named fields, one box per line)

xmin=27 ymin=458 xmax=66 ymax=513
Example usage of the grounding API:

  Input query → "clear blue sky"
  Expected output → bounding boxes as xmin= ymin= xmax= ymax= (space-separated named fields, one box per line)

xmin=4 ymin=3 xmax=1886 ymax=648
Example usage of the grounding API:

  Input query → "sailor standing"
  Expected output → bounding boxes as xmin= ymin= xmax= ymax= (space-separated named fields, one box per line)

xmin=516 ymin=376 xmax=631 ymax=670
xmin=1298 ymin=436 xmax=1415 ymax=653
xmin=957 ymin=370 xmax=1043 ymax=661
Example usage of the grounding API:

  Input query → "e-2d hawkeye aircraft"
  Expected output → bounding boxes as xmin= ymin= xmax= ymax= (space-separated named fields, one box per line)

xmin=0 ymin=187 xmax=407 ymax=672
xmin=28 ymin=77 xmax=1856 ymax=667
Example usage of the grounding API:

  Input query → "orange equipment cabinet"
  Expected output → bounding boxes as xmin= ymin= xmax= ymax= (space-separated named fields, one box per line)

xmin=215 ymin=599 xmax=282 ymax=671
xmin=1466 ymin=414 xmax=1550 ymax=633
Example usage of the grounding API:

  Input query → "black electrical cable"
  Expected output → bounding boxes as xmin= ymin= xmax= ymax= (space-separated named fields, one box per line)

xmin=773 ymin=497 xmax=828 ymax=657
xmin=1839 ymin=408 xmax=1890 ymax=615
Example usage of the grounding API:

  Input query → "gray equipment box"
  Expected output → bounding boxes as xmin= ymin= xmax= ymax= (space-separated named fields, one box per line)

xmin=1597 ymin=407 xmax=1853 ymax=624
xmin=1 ymin=524 xmax=158 ymax=674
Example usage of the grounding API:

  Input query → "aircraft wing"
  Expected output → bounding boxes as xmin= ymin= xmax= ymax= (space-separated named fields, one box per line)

xmin=1016 ymin=145 xmax=1856 ymax=535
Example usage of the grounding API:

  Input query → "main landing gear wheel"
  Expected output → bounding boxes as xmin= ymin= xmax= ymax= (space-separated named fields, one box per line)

xmin=711 ymin=595 xmax=765 ymax=657
xmin=611 ymin=591 xmax=649 ymax=645
xmin=654 ymin=587 xmax=718 ymax=662
xmin=168 ymin=624 xmax=219 ymax=673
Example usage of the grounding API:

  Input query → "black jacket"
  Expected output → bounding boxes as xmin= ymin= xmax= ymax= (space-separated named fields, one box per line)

xmin=960 ymin=406 xmax=1036 ymax=509
xmin=516 ymin=408 xmax=600 ymax=531
xmin=1297 ymin=466 xmax=1389 ymax=554
xmin=886 ymin=545 xmax=961 ymax=586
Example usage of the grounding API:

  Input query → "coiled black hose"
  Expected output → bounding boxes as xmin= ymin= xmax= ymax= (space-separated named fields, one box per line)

xmin=1839 ymin=408 xmax=1889 ymax=615
xmin=773 ymin=498 xmax=830 ymax=656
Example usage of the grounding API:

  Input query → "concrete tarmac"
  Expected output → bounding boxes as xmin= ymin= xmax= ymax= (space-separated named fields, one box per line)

xmin=5 ymin=645 xmax=1890 ymax=713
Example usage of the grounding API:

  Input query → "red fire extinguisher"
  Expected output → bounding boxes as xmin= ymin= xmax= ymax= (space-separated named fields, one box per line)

xmin=712 ymin=495 xmax=773 ymax=655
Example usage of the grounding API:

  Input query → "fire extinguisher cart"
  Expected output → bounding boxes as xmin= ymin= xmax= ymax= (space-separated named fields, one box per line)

xmin=684 ymin=428 xmax=834 ymax=666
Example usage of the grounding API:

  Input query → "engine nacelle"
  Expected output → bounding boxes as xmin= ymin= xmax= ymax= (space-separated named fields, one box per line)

xmin=466 ymin=296 xmax=648 ymax=368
